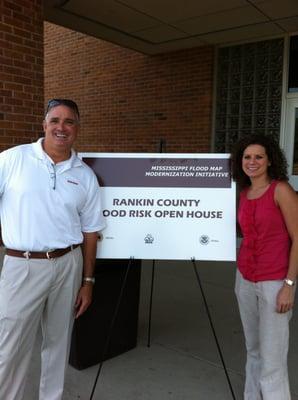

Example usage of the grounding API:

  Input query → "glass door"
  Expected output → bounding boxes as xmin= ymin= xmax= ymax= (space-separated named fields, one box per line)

xmin=283 ymin=98 xmax=298 ymax=190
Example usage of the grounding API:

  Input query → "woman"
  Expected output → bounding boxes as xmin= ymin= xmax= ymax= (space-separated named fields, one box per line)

xmin=231 ymin=134 xmax=298 ymax=400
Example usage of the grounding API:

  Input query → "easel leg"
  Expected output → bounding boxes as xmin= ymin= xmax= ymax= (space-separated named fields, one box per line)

xmin=89 ymin=257 xmax=134 ymax=400
xmin=147 ymin=259 xmax=156 ymax=347
xmin=191 ymin=258 xmax=236 ymax=400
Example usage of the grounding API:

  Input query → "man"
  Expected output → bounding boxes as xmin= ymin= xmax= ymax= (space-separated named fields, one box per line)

xmin=0 ymin=99 xmax=105 ymax=400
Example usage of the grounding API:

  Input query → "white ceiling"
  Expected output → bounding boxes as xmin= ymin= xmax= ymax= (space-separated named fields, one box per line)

xmin=43 ymin=0 xmax=298 ymax=54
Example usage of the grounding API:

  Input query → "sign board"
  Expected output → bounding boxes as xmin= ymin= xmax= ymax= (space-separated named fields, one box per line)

xmin=80 ymin=153 xmax=236 ymax=261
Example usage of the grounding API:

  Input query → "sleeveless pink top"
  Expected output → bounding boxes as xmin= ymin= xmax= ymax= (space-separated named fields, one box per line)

xmin=238 ymin=180 xmax=290 ymax=282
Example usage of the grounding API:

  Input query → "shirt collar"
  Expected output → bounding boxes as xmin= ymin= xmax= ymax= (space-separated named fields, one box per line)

xmin=32 ymin=138 xmax=82 ymax=169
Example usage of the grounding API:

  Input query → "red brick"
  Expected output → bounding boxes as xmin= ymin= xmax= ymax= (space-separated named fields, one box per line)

xmin=44 ymin=23 xmax=214 ymax=153
xmin=4 ymin=82 xmax=23 ymax=91
xmin=0 ymin=0 xmax=43 ymax=148
xmin=3 ymin=1 xmax=22 ymax=13
xmin=13 ymin=27 xmax=32 ymax=39
xmin=0 ymin=120 xmax=13 ymax=128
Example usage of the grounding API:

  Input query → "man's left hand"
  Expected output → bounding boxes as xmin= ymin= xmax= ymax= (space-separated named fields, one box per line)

xmin=75 ymin=285 xmax=93 ymax=318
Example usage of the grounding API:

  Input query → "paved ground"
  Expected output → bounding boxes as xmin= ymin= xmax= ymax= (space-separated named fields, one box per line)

xmin=1 ymin=255 xmax=297 ymax=399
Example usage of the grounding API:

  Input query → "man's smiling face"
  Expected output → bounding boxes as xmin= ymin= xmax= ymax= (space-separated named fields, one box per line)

xmin=43 ymin=104 xmax=79 ymax=154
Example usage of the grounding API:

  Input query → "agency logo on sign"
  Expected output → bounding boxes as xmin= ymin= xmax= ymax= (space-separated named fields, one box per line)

xmin=199 ymin=235 xmax=210 ymax=245
xmin=144 ymin=234 xmax=154 ymax=244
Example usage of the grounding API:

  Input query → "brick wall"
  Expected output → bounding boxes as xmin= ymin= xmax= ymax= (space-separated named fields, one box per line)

xmin=44 ymin=22 xmax=214 ymax=153
xmin=0 ymin=0 xmax=44 ymax=151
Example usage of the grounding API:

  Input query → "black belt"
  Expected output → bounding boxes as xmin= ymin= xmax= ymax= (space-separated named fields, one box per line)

xmin=6 ymin=244 xmax=81 ymax=259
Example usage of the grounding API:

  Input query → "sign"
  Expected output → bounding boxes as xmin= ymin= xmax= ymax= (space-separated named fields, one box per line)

xmin=80 ymin=153 xmax=236 ymax=261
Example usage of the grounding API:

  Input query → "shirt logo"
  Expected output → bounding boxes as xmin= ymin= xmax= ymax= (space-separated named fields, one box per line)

xmin=67 ymin=179 xmax=79 ymax=185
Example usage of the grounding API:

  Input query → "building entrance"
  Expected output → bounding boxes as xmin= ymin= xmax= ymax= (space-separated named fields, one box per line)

xmin=284 ymin=98 xmax=298 ymax=190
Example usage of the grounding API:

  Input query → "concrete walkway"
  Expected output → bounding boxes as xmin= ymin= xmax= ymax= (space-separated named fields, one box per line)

xmin=8 ymin=258 xmax=298 ymax=399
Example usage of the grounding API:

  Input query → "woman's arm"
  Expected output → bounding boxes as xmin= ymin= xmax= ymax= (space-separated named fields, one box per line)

xmin=275 ymin=181 xmax=298 ymax=313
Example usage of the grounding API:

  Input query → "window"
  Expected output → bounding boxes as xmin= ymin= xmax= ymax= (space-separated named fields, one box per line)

xmin=288 ymin=35 xmax=298 ymax=92
xmin=214 ymin=39 xmax=284 ymax=152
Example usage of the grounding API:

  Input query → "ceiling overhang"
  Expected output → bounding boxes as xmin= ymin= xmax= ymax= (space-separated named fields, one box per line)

xmin=43 ymin=0 xmax=298 ymax=54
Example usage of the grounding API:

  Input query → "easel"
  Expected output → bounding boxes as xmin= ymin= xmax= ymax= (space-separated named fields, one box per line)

xmin=89 ymin=257 xmax=134 ymax=399
xmin=146 ymin=258 xmax=236 ymax=399
xmin=146 ymin=258 xmax=236 ymax=400
xmin=89 ymin=257 xmax=236 ymax=400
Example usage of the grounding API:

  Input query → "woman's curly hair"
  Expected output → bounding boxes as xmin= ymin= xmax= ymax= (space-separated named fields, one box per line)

xmin=231 ymin=134 xmax=288 ymax=188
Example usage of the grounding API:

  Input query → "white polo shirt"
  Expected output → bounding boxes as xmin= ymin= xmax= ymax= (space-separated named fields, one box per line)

xmin=0 ymin=139 xmax=105 ymax=251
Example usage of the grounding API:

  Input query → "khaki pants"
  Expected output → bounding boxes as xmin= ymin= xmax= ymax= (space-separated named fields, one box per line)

xmin=0 ymin=247 xmax=83 ymax=400
xmin=235 ymin=270 xmax=292 ymax=400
